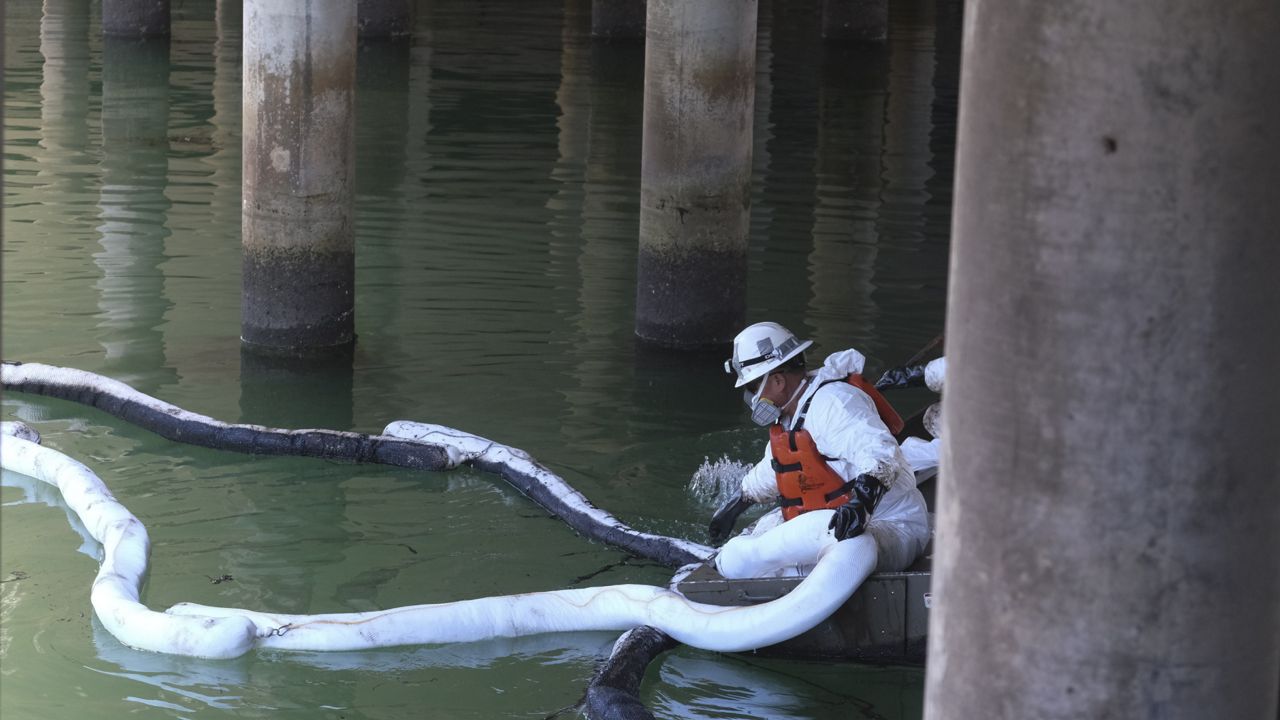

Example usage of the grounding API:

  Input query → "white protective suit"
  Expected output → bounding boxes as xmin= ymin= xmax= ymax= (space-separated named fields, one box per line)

xmin=901 ymin=355 xmax=947 ymax=471
xmin=716 ymin=349 xmax=931 ymax=579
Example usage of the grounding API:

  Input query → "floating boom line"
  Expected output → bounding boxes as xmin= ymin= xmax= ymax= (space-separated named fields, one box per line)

xmin=1 ymin=361 xmax=711 ymax=568
xmin=0 ymin=420 xmax=874 ymax=661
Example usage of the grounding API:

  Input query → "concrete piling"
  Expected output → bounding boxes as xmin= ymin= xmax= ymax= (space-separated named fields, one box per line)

xmin=821 ymin=0 xmax=887 ymax=42
xmin=635 ymin=0 xmax=757 ymax=347
xmin=592 ymin=0 xmax=646 ymax=39
xmin=927 ymin=1 xmax=1280 ymax=719
xmin=242 ymin=0 xmax=357 ymax=355
xmin=102 ymin=0 xmax=169 ymax=37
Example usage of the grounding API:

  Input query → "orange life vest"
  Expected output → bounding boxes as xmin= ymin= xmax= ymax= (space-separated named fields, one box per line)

xmin=772 ymin=374 xmax=903 ymax=521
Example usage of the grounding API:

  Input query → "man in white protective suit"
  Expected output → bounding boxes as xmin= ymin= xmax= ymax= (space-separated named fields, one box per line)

xmin=708 ymin=321 xmax=932 ymax=579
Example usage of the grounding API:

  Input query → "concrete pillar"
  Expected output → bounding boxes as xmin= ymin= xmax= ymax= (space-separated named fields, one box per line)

xmin=592 ymin=0 xmax=645 ymax=39
xmin=102 ymin=0 xmax=169 ymax=37
xmin=358 ymin=0 xmax=413 ymax=38
xmin=242 ymin=0 xmax=356 ymax=355
xmin=635 ymin=0 xmax=756 ymax=347
xmin=96 ymin=35 xmax=177 ymax=390
xmin=821 ymin=0 xmax=887 ymax=42
xmin=926 ymin=2 xmax=1280 ymax=719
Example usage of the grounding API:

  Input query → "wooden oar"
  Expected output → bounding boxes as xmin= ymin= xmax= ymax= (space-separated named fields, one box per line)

xmin=900 ymin=332 xmax=944 ymax=369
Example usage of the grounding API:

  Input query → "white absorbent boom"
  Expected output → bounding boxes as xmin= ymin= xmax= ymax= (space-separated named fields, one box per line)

xmin=1 ymin=419 xmax=876 ymax=660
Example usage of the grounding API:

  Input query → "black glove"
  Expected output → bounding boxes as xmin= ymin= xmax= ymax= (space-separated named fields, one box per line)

xmin=828 ymin=473 xmax=887 ymax=540
xmin=828 ymin=500 xmax=870 ymax=540
xmin=708 ymin=490 xmax=754 ymax=545
xmin=875 ymin=363 xmax=927 ymax=390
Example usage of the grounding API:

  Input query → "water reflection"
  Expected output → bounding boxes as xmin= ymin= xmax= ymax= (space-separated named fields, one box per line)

xmin=205 ymin=0 xmax=241 ymax=193
xmin=809 ymin=40 xmax=891 ymax=355
xmin=654 ymin=651 xmax=924 ymax=720
xmin=350 ymin=12 xmax=432 ymax=431
xmin=95 ymin=35 xmax=178 ymax=392
xmin=38 ymin=0 xmax=92 ymax=194
xmin=18 ymin=0 xmax=101 ymax=358
xmin=238 ymin=348 xmax=356 ymax=430
xmin=553 ymin=4 xmax=651 ymax=453
xmin=752 ymin=0 xmax=822 ymax=331
xmin=1 ymin=468 xmax=98 ymax=558
xmin=867 ymin=0 xmax=953 ymax=357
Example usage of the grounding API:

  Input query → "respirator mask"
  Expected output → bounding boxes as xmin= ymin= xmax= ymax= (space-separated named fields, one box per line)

xmin=743 ymin=376 xmax=808 ymax=427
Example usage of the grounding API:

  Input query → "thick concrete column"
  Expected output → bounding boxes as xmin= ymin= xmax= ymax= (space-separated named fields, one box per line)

xmin=358 ymin=0 xmax=413 ymax=38
xmin=926 ymin=2 xmax=1280 ymax=720
xmin=102 ymin=0 xmax=169 ymax=37
xmin=821 ymin=0 xmax=887 ymax=42
xmin=592 ymin=0 xmax=645 ymax=39
xmin=635 ymin=0 xmax=756 ymax=347
xmin=242 ymin=0 xmax=356 ymax=354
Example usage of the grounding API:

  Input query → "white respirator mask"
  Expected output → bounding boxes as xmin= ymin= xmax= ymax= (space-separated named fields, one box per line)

xmin=744 ymin=376 xmax=808 ymax=427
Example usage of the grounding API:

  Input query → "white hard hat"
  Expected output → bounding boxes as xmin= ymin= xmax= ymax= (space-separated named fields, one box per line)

xmin=724 ymin=322 xmax=812 ymax=388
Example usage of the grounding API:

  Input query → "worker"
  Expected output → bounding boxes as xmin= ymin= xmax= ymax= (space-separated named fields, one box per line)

xmin=709 ymin=321 xmax=931 ymax=579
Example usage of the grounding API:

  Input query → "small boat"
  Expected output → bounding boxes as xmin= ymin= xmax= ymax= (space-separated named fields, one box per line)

xmin=676 ymin=466 xmax=938 ymax=664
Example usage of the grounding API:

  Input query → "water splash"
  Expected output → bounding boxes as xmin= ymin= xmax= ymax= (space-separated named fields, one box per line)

xmin=687 ymin=455 xmax=753 ymax=507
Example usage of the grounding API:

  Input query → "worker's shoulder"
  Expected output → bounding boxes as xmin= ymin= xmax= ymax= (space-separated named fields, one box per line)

xmin=808 ymin=376 xmax=875 ymax=413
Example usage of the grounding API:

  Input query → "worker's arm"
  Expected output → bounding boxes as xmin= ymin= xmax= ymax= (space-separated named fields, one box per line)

xmin=877 ymin=356 xmax=947 ymax=392
xmin=810 ymin=384 xmax=905 ymax=492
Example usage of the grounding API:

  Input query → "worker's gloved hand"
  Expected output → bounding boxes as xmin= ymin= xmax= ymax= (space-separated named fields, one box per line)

xmin=829 ymin=473 xmax=885 ymax=540
xmin=828 ymin=500 xmax=870 ymax=541
xmin=708 ymin=490 xmax=753 ymax=545
xmin=875 ymin=363 xmax=927 ymax=390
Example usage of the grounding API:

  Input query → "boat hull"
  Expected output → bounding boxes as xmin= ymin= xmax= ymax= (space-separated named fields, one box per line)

xmin=676 ymin=560 xmax=931 ymax=662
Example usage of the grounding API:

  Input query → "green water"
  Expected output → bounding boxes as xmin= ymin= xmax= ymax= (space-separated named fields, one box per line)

xmin=2 ymin=0 xmax=955 ymax=717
